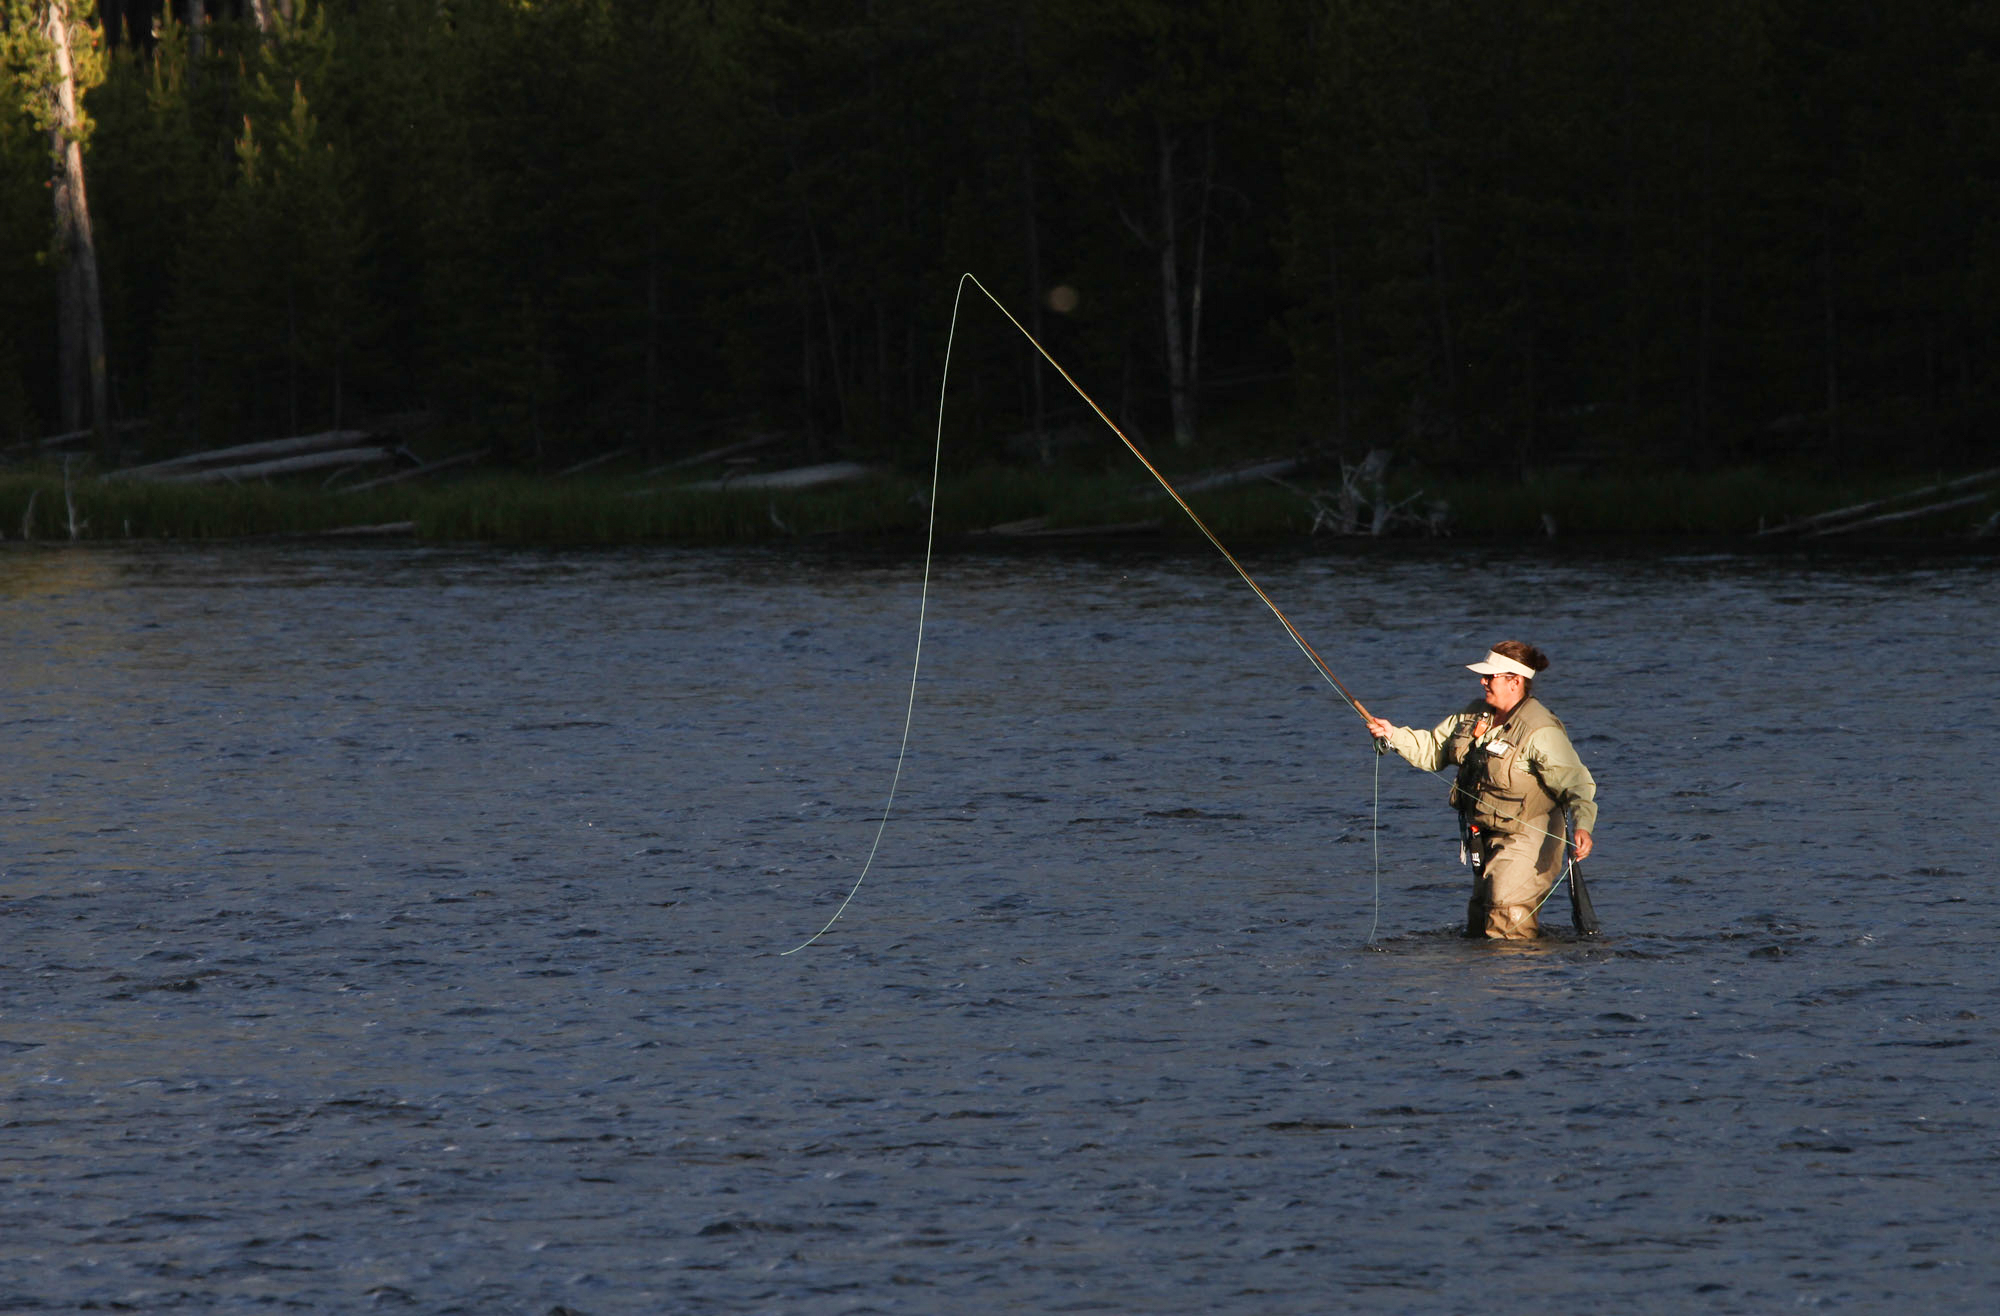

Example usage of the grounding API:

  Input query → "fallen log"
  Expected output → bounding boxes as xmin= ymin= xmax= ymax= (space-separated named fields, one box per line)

xmin=1756 ymin=466 xmax=2000 ymax=536
xmin=983 ymin=515 xmax=1050 ymax=534
xmin=5 ymin=419 xmax=149 ymax=455
xmin=340 ymin=448 xmax=490 ymax=493
xmin=645 ymin=433 xmax=781 ymax=475
xmin=685 ymin=460 xmax=875 ymax=491
xmin=10 ymin=429 xmax=97 ymax=453
xmin=317 ymin=521 xmax=419 ymax=537
xmin=558 ymin=445 xmax=637 ymax=476
xmin=107 ymin=429 xmax=376 ymax=482
xmin=1135 ymin=457 xmax=1299 ymax=500
xmin=1808 ymin=492 xmax=1995 ymax=537
xmin=166 ymin=446 xmax=396 ymax=485
xmin=977 ymin=516 xmax=1162 ymax=538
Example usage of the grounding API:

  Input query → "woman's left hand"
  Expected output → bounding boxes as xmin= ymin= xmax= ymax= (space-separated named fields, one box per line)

xmin=1572 ymin=828 xmax=1594 ymax=862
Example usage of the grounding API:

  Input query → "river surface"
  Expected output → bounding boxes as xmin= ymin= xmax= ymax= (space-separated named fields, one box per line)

xmin=2 ymin=539 xmax=1995 ymax=1313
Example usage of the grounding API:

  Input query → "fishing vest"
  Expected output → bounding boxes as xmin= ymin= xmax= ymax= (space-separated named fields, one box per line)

xmin=1446 ymin=696 xmax=1565 ymax=836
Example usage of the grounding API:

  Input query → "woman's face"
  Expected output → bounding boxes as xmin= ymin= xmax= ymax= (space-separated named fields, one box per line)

xmin=1479 ymin=671 xmax=1525 ymax=712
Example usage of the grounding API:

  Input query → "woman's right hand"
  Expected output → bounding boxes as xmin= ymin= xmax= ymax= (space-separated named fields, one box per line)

xmin=1365 ymin=716 xmax=1394 ymax=741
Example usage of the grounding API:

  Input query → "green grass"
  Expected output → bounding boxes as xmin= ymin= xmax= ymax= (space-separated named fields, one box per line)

xmin=2 ymin=475 xmax=416 ymax=542
xmin=0 ymin=462 xmax=1991 ymax=547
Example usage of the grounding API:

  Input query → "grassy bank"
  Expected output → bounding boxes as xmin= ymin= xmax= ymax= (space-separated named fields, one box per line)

xmin=0 ymin=462 xmax=1993 ymax=547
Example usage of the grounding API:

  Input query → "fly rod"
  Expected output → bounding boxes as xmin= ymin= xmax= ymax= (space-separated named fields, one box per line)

xmin=782 ymin=274 xmax=1374 ymax=954
xmin=957 ymin=274 xmax=1376 ymax=724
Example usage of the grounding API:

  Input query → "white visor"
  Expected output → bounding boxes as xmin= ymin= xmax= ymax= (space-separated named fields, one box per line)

xmin=1466 ymin=651 xmax=1539 ymax=680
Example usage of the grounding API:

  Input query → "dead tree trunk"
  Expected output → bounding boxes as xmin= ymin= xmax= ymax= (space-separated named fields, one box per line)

xmin=1013 ymin=4 xmax=1050 ymax=463
xmin=44 ymin=0 xmax=109 ymax=439
xmin=1154 ymin=116 xmax=1201 ymax=449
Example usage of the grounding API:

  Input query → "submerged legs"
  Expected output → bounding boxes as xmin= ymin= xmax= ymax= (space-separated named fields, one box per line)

xmin=1468 ymin=824 xmax=1566 ymax=940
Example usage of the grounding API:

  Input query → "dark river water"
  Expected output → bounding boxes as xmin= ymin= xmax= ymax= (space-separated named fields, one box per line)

xmin=2 ymin=539 xmax=1995 ymax=1313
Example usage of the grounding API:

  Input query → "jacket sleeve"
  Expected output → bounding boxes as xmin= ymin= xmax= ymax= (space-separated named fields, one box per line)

xmin=1522 ymin=725 xmax=1598 ymax=832
xmin=1382 ymin=712 xmax=1465 ymax=773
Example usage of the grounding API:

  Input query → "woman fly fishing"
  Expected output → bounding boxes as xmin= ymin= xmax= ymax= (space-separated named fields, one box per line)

xmin=1365 ymin=641 xmax=1598 ymax=940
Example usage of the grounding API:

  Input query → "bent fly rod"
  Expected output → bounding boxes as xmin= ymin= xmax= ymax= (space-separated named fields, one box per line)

xmin=782 ymin=273 xmax=1375 ymax=954
xmin=958 ymin=274 xmax=1377 ymax=722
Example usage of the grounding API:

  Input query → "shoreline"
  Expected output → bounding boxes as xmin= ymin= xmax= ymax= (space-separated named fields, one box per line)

xmin=1 ymin=464 xmax=1994 ymax=549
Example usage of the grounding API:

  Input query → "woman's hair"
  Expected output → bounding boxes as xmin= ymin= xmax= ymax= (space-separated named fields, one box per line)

xmin=1490 ymin=640 xmax=1550 ymax=673
xmin=1491 ymin=640 xmax=1549 ymax=693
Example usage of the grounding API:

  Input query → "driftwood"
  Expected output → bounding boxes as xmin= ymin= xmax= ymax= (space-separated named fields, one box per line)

xmin=1757 ymin=466 xmax=2000 ymax=536
xmin=340 ymin=448 xmax=490 ymax=493
xmin=558 ymin=445 xmax=637 ymax=477
xmin=173 ymin=447 xmax=396 ymax=485
xmin=1336 ymin=449 xmax=1393 ymax=535
xmin=106 ymin=429 xmax=381 ymax=482
xmin=644 ymin=433 xmax=781 ymax=475
xmin=685 ymin=460 xmax=874 ymax=491
xmin=6 ymin=419 xmax=148 ymax=455
xmin=1267 ymin=449 xmax=1444 ymax=537
xmin=317 ymin=521 xmax=419 ymax=537
xmin=1809 ymin=492 xmax=1994 ymax=537
xmin=978 ymin=516 xmax=1162 ymax=538
xmin=16 ymin=429 xmax=95 ymax=451
xmin=565 ymin=434 xmax=783 ymax=479
xmin=1141 ymin=457 xmax=1299 ymax=498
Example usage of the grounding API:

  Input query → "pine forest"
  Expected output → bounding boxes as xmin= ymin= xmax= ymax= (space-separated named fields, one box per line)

xmin=2 ymin=0 xmax=1996 ymax=486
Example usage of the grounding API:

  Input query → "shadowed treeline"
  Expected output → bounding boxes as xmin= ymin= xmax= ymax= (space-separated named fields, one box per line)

xmin=3 ymin=0 xmax=1995 ymax=479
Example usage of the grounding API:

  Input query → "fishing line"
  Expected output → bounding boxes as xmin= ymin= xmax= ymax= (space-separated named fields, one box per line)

xmin=783 ymin=273 xmax=1378 ymax=954
xmin=1368 ymin=745 xmax=1383 ymax=945
xmin=776 ymin=285 xmax=954 ymax=958
xmin=1531 ymin=856 xmax=1576 ymax=916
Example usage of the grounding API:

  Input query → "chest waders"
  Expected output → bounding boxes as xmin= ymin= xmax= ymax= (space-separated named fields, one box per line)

xmin=1448 ymin=716 xmax=1600 ymax=932
xmin=1447 ymin=700 xmax=1579 ymax=939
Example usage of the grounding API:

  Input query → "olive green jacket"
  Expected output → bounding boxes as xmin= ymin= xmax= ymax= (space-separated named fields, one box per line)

xmin=1381 ymin=696 xmax=1599 ymax=835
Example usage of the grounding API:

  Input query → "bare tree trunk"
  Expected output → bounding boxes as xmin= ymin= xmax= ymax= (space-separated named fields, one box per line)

xmin=1013 ymin=4 xmax=1049 ymax=462
xmin=1819 ymin=206 xmax=1840 ymax=453
xmin=45 ymin=0 xmax=109 ymax=438
xmin=644 ymin=214 xmax=660 ymax=453
xmin=1188 ymin=122 xmax=1213 ymax=434
xmin=1155 ymin=116 xmax=1195 ymax=448
xmin=286 ymin=281 xmax=299 ymax=434
xmin=785 ymin=136 xmax=844 ymax=451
